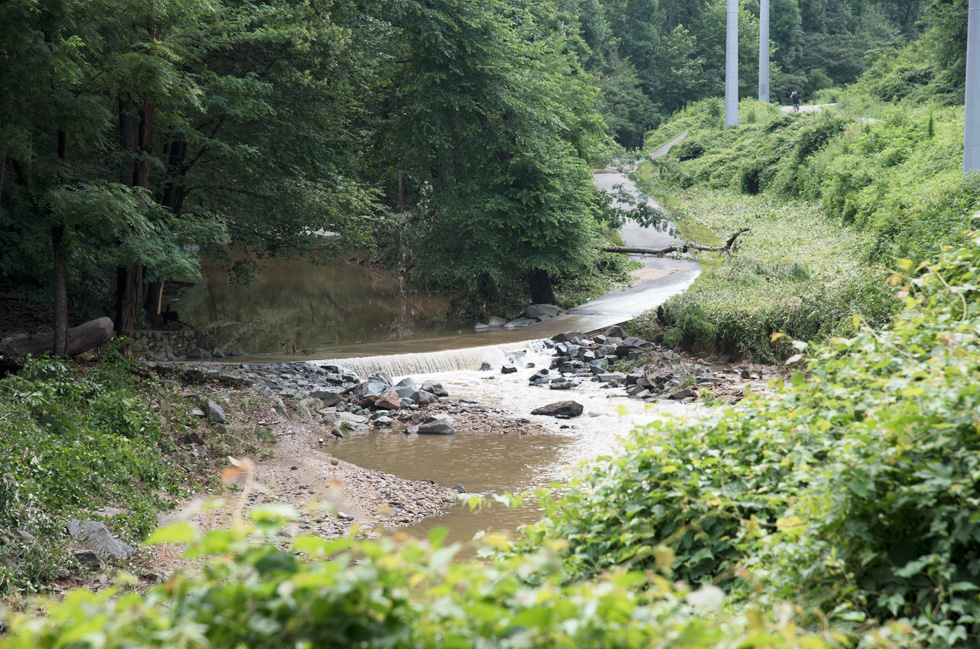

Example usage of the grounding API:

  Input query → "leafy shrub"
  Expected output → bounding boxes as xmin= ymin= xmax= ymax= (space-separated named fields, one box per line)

xmin=1 ymin=504 xmax=880 ymax=649
xmin=524 ymin=235 xmax=980 ymax=646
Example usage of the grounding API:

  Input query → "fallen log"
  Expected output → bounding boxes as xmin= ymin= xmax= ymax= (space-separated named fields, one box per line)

xmin=602 ymin=228 xmax=752 ymax=256
xmin=0 ymin=317 xmax=114 ymax=358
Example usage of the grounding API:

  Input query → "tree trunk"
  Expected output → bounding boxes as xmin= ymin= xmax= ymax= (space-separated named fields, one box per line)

xmin=144 ymin=281 xmax=165 ymax=327
xmin=115 ymin=263 xmax=143 ymax=336
xmin=0 ymin=317 xmax=114 ymax=357
xmin=116 ymin=97 xmax=155 ymax=334
xmin=52 ymin=225 xmax=68 ymax=356
xmin=529 ymin=268 xmax=557 ymax=305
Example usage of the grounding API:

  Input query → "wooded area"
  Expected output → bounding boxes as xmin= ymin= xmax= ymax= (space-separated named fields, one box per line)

xmin=0 ymin=0 xmax=957 ymax=343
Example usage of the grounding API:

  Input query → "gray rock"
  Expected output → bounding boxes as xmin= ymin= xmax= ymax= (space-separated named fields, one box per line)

xmin=480 ymin=362 xmax=493 ymax=371
xmin=418 ymin=414 xmax=455 ymax=435
xmin=204 ymin=400 xmax=228 ymax=424
xmin=190 ymin=407 xmax=206 ymax=418
xmin=187 ymin=347 xmax=210 ymax=359
xmin=452 ymin=485 xmax=466 ymax=493
xmin=355 ymin=377 xmax=390 ymax=399
xmin=393 ymin=378 xmax=419 ymax=399
xmin=310 ymin=390 xmax=343 ymax=407
xmin=374 ymin=416 xmax=393 ymax=427
xmin=488 ymin=316 xmax=508 ymax=328
xmin=230 ymin=348 xmax=248 ymax=357
xmin=404 ymin=426 xmax=419 ymax=435
xmin=74 ymin=550 xmax=102 ymax=570
xmin=421 ymin=380 xmax=449 ymax=397
xmin=474 ymin=323 xmax=491 ymax=332
xmin=212 ymin=348 xmax=226 ymax=359
xmin=551 ymin=331 xmax=582 ymax=343
xmin=503 ymin=317 xmax=537 ymax=329
xmin=549 ymin=379 xmax=576 ymax=390
xmin=412 ymin=390 xmax=438 ymax=406
xmin=531 ymin=401 xmax=584 ymax=418
xmin=337 ymin=412 xmax=369 ymax=426
xmin=526 ymin=304 xmax=560 ymax=319
xmin=501 ymin=364 xmax=518 ymax=375
xmin=274 ymin=396 xmax=291 ymax=420
xmin=669 ymin=388 xmax=695 ymax=400
xmin=597 ymin=372 xmax=627 ymax=384
xmin=68 ymin=520 xmax=135 ymax=560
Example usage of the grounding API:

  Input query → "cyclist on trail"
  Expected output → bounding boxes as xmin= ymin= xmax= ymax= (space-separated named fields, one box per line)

xmin=790 ymin=90 xmax=801 ymax=112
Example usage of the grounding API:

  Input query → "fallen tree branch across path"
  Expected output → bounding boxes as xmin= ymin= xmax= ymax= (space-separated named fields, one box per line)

xmin=601 ymin=228 xmax=751 ymax=256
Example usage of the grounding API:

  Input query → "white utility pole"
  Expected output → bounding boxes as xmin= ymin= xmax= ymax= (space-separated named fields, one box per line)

xmin=759 ymin=0 xmax=770 ymax=103
xmin=965 ymin=0 xmax=980 ymax=175
xmin=725 ymin=0 xmax=739 ymax=126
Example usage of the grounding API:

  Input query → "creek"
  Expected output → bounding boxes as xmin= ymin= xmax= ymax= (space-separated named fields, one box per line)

xmin=170 ymin=169 xmax=700 ymax=543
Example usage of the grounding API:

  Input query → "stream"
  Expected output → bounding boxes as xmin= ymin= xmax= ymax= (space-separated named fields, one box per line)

xmin=171 ymin=168 xmax=701 ymax=542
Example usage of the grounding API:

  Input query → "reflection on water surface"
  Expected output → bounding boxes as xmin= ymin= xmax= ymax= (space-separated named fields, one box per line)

xmin=169 ymin=256 xmax=453 ymax=355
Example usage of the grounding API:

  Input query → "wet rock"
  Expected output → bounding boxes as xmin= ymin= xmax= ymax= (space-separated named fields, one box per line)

xmin=480 ymin=362 xmax=493 ymax=371
xmin=68 ymin=520 xmax=135 ymax=560
xmin=212 ymin=348 xmax=226 ymax=359
xmin=374 ymin=389 xmax=402 ymax=411
xmin=527 ymin=304 xmax=560 ymax=319
xmin=421 ymin=380 xmax=449 ymax=397
xmin=404 ymin=426 xmax=419 ymax=435
xmin=452 ymin=485 xmax=466 ymax=493
xmin=488 ymin=316 xmax=508 ymax=328
xmin=531 ymin=401 xmax=584 ymax=418
xmin=740 ymin=368 xmax=751 ymax=379
xmin=549 ymin=378 xmax=577 ymax=390
xmin=552 ymin=331 xmax=582 ymax=343
xmin=230 ymin=348 xmax=248 ymax=357
xmin=474 ymin=323 xmax=491 ymax=332
xmin=503 ymin=317 xmax=537 ymax=329
xmin=418 ymin=415 xmax=455 ymax=435
xmin=187 ymin=347 xmax=210 ymax=359
xmin=501 ymin=364 xmax=518 ymax=375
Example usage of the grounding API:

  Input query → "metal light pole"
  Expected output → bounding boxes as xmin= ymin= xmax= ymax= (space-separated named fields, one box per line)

xmin=725 ymin=0 xmax=739 ymax=126
xmin=965 ymin=0 xmax=980 ymax=175
xmin=759 ymin=0 xmax=770 ymax=103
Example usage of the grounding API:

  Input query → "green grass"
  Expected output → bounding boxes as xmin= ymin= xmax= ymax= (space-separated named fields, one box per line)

xmin=625 ymin=183 xmax=897 ymax=361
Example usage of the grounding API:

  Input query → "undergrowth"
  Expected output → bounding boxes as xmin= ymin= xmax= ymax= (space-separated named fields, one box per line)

xmin=0 ymin=345 xmax=266 ymax=596
xmin=625 ymin=187 xmax=896 ymax=361
xmin=516 ymin=235 xmax=980 ymax=647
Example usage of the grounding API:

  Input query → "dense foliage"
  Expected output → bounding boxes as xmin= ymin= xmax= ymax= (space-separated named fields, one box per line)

xmin=630 ymin=94 xmax=977 ymax=358
xmin=520 ymin=237 xmax=980 ymax=646
xmin=2 ymin=506 xmax=892 ymax=648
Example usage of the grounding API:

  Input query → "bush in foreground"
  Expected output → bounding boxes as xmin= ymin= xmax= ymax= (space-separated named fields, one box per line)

xmin=521 ymin=236 xmax=980 ymax=646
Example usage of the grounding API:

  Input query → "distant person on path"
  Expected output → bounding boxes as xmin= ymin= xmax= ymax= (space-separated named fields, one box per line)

xmin=790 ymin=90 xmax=801 ymax=111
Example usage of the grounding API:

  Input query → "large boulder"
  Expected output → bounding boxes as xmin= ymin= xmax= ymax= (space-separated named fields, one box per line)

xmin=531 ymin=401 xmax=584 ymax=418
xmin=488 ymin=316 xmax=507 ymax=328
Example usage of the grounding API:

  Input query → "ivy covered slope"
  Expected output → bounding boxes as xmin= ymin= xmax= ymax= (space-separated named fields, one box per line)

xmin=520 ymin=237 xmax=980 ymax=646
xmin=0 ymin=347 xmax=263 ymax=595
